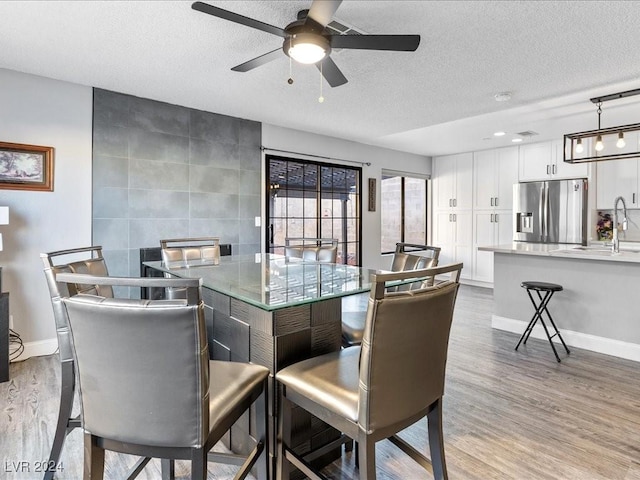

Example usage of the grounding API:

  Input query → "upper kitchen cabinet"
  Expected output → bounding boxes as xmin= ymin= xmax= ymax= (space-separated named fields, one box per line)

xmin=595 ymin=131 xmax=640 ymax=208
xmin=433 ymin=152 xmax=473 ymax=211
xmin=519 ymin=140 xmax=589 ymax=182
xmin=473 ymin=146 xmax=519 ymax=210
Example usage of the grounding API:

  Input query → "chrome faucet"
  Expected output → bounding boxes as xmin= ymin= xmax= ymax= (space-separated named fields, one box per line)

xmin=612 ymin=196 xmax=628 ymax=253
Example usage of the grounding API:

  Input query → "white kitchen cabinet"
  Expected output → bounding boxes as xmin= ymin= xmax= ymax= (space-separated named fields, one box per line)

xmin=433 ymin=210 xmax=473 ymax=280
xmin=433 ymin=153 xmax=473 ymax=210
xmin=519 ymin=140 xmax=589 ymax=182
xmin=473 ymin=211 xmax=513 ymax=283
xmin=473 ymin=146 xmax=519 ymax=210
xmin=595 ymin=132 xmax=640 ymax=209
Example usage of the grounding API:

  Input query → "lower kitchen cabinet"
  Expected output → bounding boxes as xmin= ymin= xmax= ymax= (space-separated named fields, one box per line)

xmin=473 ymin=210 xmax=513 ymax=284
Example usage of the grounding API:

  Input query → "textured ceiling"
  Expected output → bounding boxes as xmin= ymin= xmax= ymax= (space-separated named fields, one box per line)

xmin=1 ymin=0 xmax=640 ymax=156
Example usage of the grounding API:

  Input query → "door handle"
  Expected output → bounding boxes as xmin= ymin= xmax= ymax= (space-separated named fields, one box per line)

xmin=634 ymin=193 xmax=636 ymax=204
xmin=269 ymin=224 xmax=274 ymax=244
xmin=453 ymin=214 xmax=456 ymax=222
xmin=490 ymin=197 xmax=494 ymax=207
xmin=547 ymin=165 xmax=550 ymax=175
xmin=490 ymin=214 xmax=494 ymax=223
xmin=552 ymin=164 xmax=556 ymax=175
xmin=495 ymin=213 xmax=499 ymax=222
xmin=453 ymin=198 xmax=457 ymax=207
xmin=495 ymin=197 xmax=499 ymax=207
xmin=449 ymin=198 xmax=452 ymax=207
xmin=449 ymin=214 xmax=452 ymax=222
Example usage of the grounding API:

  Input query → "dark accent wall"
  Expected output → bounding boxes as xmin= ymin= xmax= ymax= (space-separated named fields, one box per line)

xmin=92 ymin=89 xmax=262 ymax=294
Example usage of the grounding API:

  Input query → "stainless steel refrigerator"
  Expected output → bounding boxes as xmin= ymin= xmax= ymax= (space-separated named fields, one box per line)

xmin=513 ymin=179 xmax=587 ymax=244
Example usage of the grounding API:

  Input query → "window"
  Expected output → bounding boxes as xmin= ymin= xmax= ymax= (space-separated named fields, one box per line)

xmin=380 ymin=172 xmax=428 ymax=254
xmin=267 ymin=155 xmax=361 ymax=265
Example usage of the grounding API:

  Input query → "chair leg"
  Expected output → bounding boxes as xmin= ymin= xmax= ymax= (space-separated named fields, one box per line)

xmin=256 ymin=378 xmax=269 ymax=480
xmin=83 ymin=433 xmax=105 ymax=480
xmin=191 ymin=448 xmax=207 ymax=480
xmin=44 ymin=361 xmax=77 ymax=480
xmin=427 ymin=399 xmax=448 ymax=480
xmin=357 ymin=437 xmax=376 ymax=480
xmin=277 ymin=393 xmax=293 ymax=480
xmin=160 ymin=459 xmax=175 ymax=480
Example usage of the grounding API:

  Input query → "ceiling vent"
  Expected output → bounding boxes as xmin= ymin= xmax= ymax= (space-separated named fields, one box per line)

xmin=326 ymin=18 xmax=365 ymax=36
xmin=516 ymin=130 xmax=539 ymax=137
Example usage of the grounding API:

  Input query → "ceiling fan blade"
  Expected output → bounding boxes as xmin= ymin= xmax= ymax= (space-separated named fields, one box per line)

xmin=330 ymin=34 xmax=420 ymax=51
xmin=231 ymin=48 xmax=282 ymax=72
xmin=192 ymin=1 xmax=287 ymax=38
xmin=306 ymin=0 xmax=343 ymax=28
xmin=317 ymin=57 xmax=348 ymax=87
xmin=231 ymin=49 xmax=282 ymax=72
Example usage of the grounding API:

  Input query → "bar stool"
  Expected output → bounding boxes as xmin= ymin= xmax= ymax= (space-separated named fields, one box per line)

xmin=515 ymin=281 xmax=570 ymax=362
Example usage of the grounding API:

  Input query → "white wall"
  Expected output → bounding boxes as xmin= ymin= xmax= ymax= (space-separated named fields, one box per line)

xmin=262 ymin=124 xmax=432 ymax=269
xmin=0 ymin=69 xmax=93 ymax=356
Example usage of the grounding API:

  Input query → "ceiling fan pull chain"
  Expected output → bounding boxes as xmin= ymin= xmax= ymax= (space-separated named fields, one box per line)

xmin=288 ymin=54 xmax=294 ymax=85
xmin=318 ymin=61 xmax=324 ymax=103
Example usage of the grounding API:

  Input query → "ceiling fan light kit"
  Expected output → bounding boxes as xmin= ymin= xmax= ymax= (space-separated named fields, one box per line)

xmin=285 ymin=33 xmax=329 ymax=64
xmin=564 ymin=87 xmax=640 ymax=164
xmin=191 ymin=0 xmax=420 ymax=89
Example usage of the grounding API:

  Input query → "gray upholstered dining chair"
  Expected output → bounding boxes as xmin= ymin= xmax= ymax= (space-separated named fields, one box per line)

xmin=284 ymin=238 xmax=338 ymax=263
xmin=160 ymin=237 xmax=221 ymax=265
xmin=56 ymin=273 xmax=270 ymax=480
xmin=40 ymin=246 xmax=123 ymax=480
xmin=160 ymin=237 xmax=221 ymax=299
xmin=276 ymin=263 xmax=463 ymax=480
xmin=341 ymin=242 xmax=442 ymax=347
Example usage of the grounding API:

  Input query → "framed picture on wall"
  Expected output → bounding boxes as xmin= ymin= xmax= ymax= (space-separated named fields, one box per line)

xmin=0 ymin=141 xmax=54 ymax=191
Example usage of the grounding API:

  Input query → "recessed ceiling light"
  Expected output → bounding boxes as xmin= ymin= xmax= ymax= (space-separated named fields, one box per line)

xmin=494 ymin=131 xmax=506 ymax=137
xmin=494 ymin=92 xmax=512 ymax=102
xmin=512 ymin=138 xmax=523 ymax=143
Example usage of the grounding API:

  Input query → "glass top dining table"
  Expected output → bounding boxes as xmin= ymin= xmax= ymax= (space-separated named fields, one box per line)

xmin=144 ymin=253 xmax=374 ymax=311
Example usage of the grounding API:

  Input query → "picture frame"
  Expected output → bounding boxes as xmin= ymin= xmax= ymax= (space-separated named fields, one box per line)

xmin=0 ymin=141 xmax=54 ymax=192
xmin=368 ymin=178 xmax=376 ymax=212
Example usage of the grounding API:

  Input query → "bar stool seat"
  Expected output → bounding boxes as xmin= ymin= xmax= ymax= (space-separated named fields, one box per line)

xmin=516 ymin=281 xmax=570 ymax=362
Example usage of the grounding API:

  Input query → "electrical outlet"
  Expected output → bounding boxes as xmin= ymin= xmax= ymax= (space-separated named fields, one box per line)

xmin=9 ymin=314 xmax=13 ymax=330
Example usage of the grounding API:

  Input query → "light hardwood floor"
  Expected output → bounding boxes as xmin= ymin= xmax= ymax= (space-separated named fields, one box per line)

xmin=2 ymin=285 xmax=640 ymax=479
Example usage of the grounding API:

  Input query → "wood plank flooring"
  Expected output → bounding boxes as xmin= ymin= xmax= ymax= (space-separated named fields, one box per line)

xmin=2 ymin=285 xmax=640 ymax=479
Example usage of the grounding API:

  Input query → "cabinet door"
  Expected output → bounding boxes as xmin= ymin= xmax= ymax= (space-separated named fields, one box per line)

xmin=473 ymin=212 xmax=496 ymax=283
xmin=433 ymin=211 xmax=455 ymax=266
xmin=495 ymin=211 xmax=513 ymax=244
xmin=433 ymin=157 xmax=456 ymax=210
xmin=454 ymin=211 xmax=474 ymax=279
xmin=596 ymin=159 xmax=638 ymax=209
xmin=519 ymin=141 xmax=553 ymax=181
xmin=495 ymin=147 xmax=519 ymax=210
xmin=473 ymin=150 xmax=496 ymax=210
xmin=454 ymin=153 xmax=474 ymax=210
xmin=553 ymin=139 xmax=589 ymax=179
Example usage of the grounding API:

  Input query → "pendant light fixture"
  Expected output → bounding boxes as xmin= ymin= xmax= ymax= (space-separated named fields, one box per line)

xmin=564 ymin=87 xmax=640 ymax=163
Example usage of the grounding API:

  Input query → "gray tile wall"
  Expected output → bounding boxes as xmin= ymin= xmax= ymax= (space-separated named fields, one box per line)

xmin=92 ymin=89 xmax=262 ymax=295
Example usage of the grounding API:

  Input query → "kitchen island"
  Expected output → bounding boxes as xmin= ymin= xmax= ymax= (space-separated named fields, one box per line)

xmin=479 ymin=242 xmax=640 ymax=362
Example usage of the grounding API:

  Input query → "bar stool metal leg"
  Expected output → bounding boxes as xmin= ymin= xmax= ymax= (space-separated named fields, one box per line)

xmin=516 ymin=283 xmax=570 ymax=362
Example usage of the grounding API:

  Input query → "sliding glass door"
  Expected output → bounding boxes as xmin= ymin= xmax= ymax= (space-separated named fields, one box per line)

xmin=267 ymin=155 xmax=361 ymax=265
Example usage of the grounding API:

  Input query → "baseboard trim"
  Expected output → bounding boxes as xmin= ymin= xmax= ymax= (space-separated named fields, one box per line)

xmin=11 ymin=338 xmax=58 ymax=362
xmin=492 ymin=315 xmax=640 ymax=363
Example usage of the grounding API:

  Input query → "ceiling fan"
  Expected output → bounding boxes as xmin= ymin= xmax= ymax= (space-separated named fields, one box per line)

xmin=191 ymin=0 xmax=420 ymax=87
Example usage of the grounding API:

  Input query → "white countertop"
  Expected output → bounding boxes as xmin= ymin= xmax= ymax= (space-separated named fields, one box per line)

xmin=478 ymin=242 xmax=640 ymax=264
